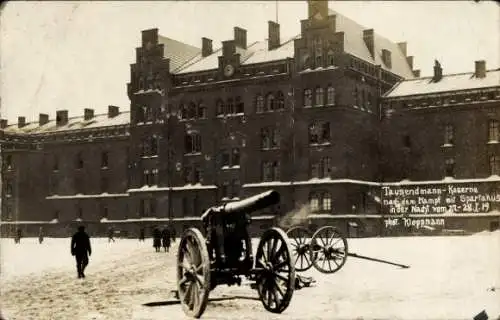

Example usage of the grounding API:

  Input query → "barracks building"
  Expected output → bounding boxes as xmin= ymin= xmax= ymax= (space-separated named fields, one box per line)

xmin=1 ymin=1 xmax=499 ymax=237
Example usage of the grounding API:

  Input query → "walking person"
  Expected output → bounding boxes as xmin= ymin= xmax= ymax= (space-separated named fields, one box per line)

xmin=38 ymin=227 xmax=44 ymax=244
xmin=153 ymin=227 xmax=162 ymax=252
xmin=71 ymin=226 xmax=92 ymax=279
xmin=14 ymin=228 xmax=22 ymax=244
xmin=161 ymin=227 xmax=171 ymax=252
xmin=139 ymin=227 xmax=145 ymax=242
xmin=107 ymin=226 xmax=115 ymax=243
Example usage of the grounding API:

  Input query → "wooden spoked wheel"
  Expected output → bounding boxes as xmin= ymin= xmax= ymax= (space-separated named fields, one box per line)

xmin=310 ymin=226 xmax=348 ymax=274
xmin=177 ymin=228 xmax=211 ymax=318
xmin=255 ymin=227 xmax=296 ymax=313
xmin=286 ymin=226 xmax=314 ymax=272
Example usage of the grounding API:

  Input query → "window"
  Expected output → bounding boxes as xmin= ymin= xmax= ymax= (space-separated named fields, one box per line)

xmin=304 ymin=89 xmax=312 ymax=107
xmin=310 ymin=191 xmax=332 ymax=212
xmin=216 ymin=99 xmax=224 ymax=116
xmin=235 ymin=96 xmax=244 ymax=114
xmin=360 ymin=89 xmax=365 ymax=109
xmin=226 ymin=98 xmax=234 ymax=115
xmin=275 ymin=91 xmax=285 ymax=110
xmin=262 ymin=161 xmax=273 ymax=181
xmin=232 ymin=148 xmax=240 ymax=166
xmin=143 ymin=170 xmax=150 ymax=186
xmin=310 ymin=157 xmax=331 ymax=178
xmin=5 ymin=180 xmax=13 ymax=196
xmin=187 ymin=102 xmax=196 ymax=119
xmin=138 ymin=77 xmax=144 ymax=90
xmin=309 ymin=121 xmax=330 ymax=145
xmin=75 ymin=153 xmax=84 ymax=169
xmin=231 ymin=179 xmax=240 ymax=198
xmin=183 ymin=166 xmax=192 ymax=184
xmin=221 ymin=150 xmax=230 ymax=167
xmin=327 ymin=50 xmax=334 ymax=66
xmin=151 ymin=136 xmax=159 ymax=155
xmin=445 ymin=158 xmax=455 ymax=177
xmin=152 ymin=168 xmax=159 ymax=185
xmin=327 ymin=86 xmax=335 ymax=105
xmin=255 ymin=95 xmax=264 ymax=113
xmin=403 ymin=135 xmax=412 ymax=148
xmin=490 ymin=155 xmax=500 ymax=175
xmin=77 ymin=207 xmax=83 ymax=220
xmin=444 ymin=125 xmax=454 ymax=145
xmin=261 ymin=127 xmax=280 ymax=149
xmin=221 ymin=181 xmax=229 ymax=198
xmin=53 ymin=155 xmax=59 ymax=171
xmin=145 ymin=107 xmax=153 ymax=122
xmin=265 ymin=94 xmax=275 ymax=112
xmin=150 ymin=198 xmax=157 ymax=215
xmin=53 ymin=210 xmax=59 ymax=221
xmin=101 ymin=205 xmax=109 ymax=219
xmin=179 ymin=104 xmax=187 ymax=119
xmin=272 ymin=161 xmax=280 ymax=181
xmin=489 ymin=120 xmax=499 ymax=142
xmin=315 ymin=87 xmax=324 ymax=106
xmin=185 ymin=132 xmax=202 ymax=153
xmin=100 ymin=175 xmax=108 ymax=193
xmin=198 ymin=101 xmax=207 ymax=119
xmin=354 ymin=87 xmax=359 ymax=106
xmin=367 ymin=92 xmax=373 ymax=111
xmin=4 ymin=155 xmax=12 ymax=170
xmin=101 ymin=152 xmax=109 ymax=168
xmin=50 ymin=176 xmax=58 ymax=195
xmin=193 ymin=166 xmax=202 ymax=184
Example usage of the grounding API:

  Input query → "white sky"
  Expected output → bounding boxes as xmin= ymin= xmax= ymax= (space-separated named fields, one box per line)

xmin=1 ymin=1 xmax=499 ymax=123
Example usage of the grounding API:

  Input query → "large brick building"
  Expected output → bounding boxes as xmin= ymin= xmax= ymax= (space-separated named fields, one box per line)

xmin=1 ymin=1 xmax=499 ymax=237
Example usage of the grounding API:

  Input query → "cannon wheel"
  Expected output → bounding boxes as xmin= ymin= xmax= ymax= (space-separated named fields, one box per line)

xmin=177 ymin=228 xmax=211 ymax=318
xmin=310 ymin=226 xmax=348 ymax=274
xmin=255 ymin=227 xmax=295 ymax=313
xmin=286 ymin=226 xmax=314 ymax=272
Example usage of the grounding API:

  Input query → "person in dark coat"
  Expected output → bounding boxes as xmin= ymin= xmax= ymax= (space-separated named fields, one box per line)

xmin=14 ymin=228 xmax=22 ymax=244
xmin=107 ymin=227 xmax=115 ymax=243
xmin=139 ymin=228 xmax=145 ymax=242
xmin=161 ymin=227 xmax=171 ymax=252
xmin=71 ymin=226 xmax=92 ymax=278
xmin=38 ymin=227 xmax=44 ymax=244
xmin=153 ymin=227 xmax=162 ymax=252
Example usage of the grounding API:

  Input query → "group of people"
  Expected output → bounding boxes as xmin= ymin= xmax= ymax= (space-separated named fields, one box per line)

xmin=13 ymin=227 xmax=44 ymax=244
xmin=153 ymin=226 xmax=175 ymax=252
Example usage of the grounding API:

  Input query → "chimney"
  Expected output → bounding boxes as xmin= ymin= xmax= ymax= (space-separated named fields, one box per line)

xmin=56 ymin=110 xmax=68 ymax=126
xmin=363 ymin=29 xmax=374 ymax=58
xmin=202 ymin=37 xmax=213 ymax=57
xmin=397 ymin=42 xmax=407 ymax=56
xmin=268 ymin=21 xmax=280 ymax=50
xmin=39 ymin=113 xmax=49 ymax=126
xmin=382 ymin=49 xmax=392 ymax=68
xmin=234 ymin=27 xmax=247 ymax=49
xmin=0 ymin=119 xmax=7 ymax=129
xmin=432 ymin=60 xmax=443 ymax=82
xmin=108 ymin=105 xmax=120 ymax=118
xmin=18 ymin=116 xmax=26 ymax=128
xmin=413 ymin=69 xmax=421 ymax=77
xmin=406 ymin=56 xmax=414 ymax=69
xmin=475 ymin=60 xmax=486 ymax=78
xmin=84 ymin=108 xmax=94 ymax=121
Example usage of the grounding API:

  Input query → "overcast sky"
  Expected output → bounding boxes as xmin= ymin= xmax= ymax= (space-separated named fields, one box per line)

xmin=1 ymin=1 xmax=498 ymax=123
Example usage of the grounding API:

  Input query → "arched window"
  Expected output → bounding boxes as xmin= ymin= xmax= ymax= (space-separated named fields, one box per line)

xmin=327 ymin=50 xmax=335 ymax=66
xmin=315 ymin=87 xmax=324 ymax=106
xmin=188 ymin=102 xmax=197 ymax=119
xmin=276 ymin=91 xmax=284 ymax=110
xmin=226 ymin=98 xmax=234 ymax=115
xmin=198 ymin=101 xmax=207 ymax=119
xmin=327 ymin=86 xmax=335 ymax=105
xmin=304 ymin=89 xmax=312 ymax=107
xmin=216 ymin=99 xmax=224 ymax=116
xmin=266 ymin=93 xmax=275 ymax=112
xmin=255 ymin=95 xmax=264 ymax=113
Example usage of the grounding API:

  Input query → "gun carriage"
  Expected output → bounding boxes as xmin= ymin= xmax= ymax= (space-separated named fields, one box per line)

xmin=287 ymin=225 xmax=409 ymax=273
xmin=176 ymin=190 xmax=296 ymax=318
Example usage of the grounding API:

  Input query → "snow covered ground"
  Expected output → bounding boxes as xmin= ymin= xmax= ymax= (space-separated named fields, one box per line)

xmin=1 ymin=232 xmax=499 ymax=320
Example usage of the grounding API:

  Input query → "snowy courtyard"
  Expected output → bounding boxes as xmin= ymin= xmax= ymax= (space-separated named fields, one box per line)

xmin=1 ymin=231 xmax=499 ymax=320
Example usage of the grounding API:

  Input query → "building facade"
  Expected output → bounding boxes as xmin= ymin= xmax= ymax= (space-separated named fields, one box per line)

xmin=1 ymin=1 xmax=499 ymax=237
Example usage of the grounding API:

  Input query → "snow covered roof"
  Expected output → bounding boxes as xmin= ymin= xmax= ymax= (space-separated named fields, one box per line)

xmin=330 ymin=9 xmax=414 ymax=79
xmin=169 ymin=10 xmax=414 ymax=79
xmin=385 ymin=69 xmax=500 ymax=98
xmin=158 ymin=36 xmax=201 ymax=73
xmin=2 ymin=111 xmax=130 ymax=135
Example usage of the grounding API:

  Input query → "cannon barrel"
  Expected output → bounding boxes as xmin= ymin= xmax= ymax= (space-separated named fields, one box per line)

xmin=223 ymin=190 xmax=280 ymax=214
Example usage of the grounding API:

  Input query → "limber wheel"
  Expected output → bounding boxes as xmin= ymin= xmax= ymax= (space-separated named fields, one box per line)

xmin=177 ymin=228 xmax=211 ymax=318
xmin=310 ymin=226 xmax=348 ymax=274
xmin=255 ymin=227 xmax=295 ymax=314
xmin=286 ymin=226 xmax=314 ymax=272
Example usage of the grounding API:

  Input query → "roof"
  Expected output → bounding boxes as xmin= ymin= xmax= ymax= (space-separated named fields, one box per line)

xmin=158 ymin=36 xmax=201 ymax=73
xmin=330 ymin=9 xmax=414 ymax=79
xmin=2 ymin=111 xmax=130 ymax=135
xmin=384 ymin=69 xmax=500 ymax=98
xmin=168 ymin=9 xmax=414 ymax=79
